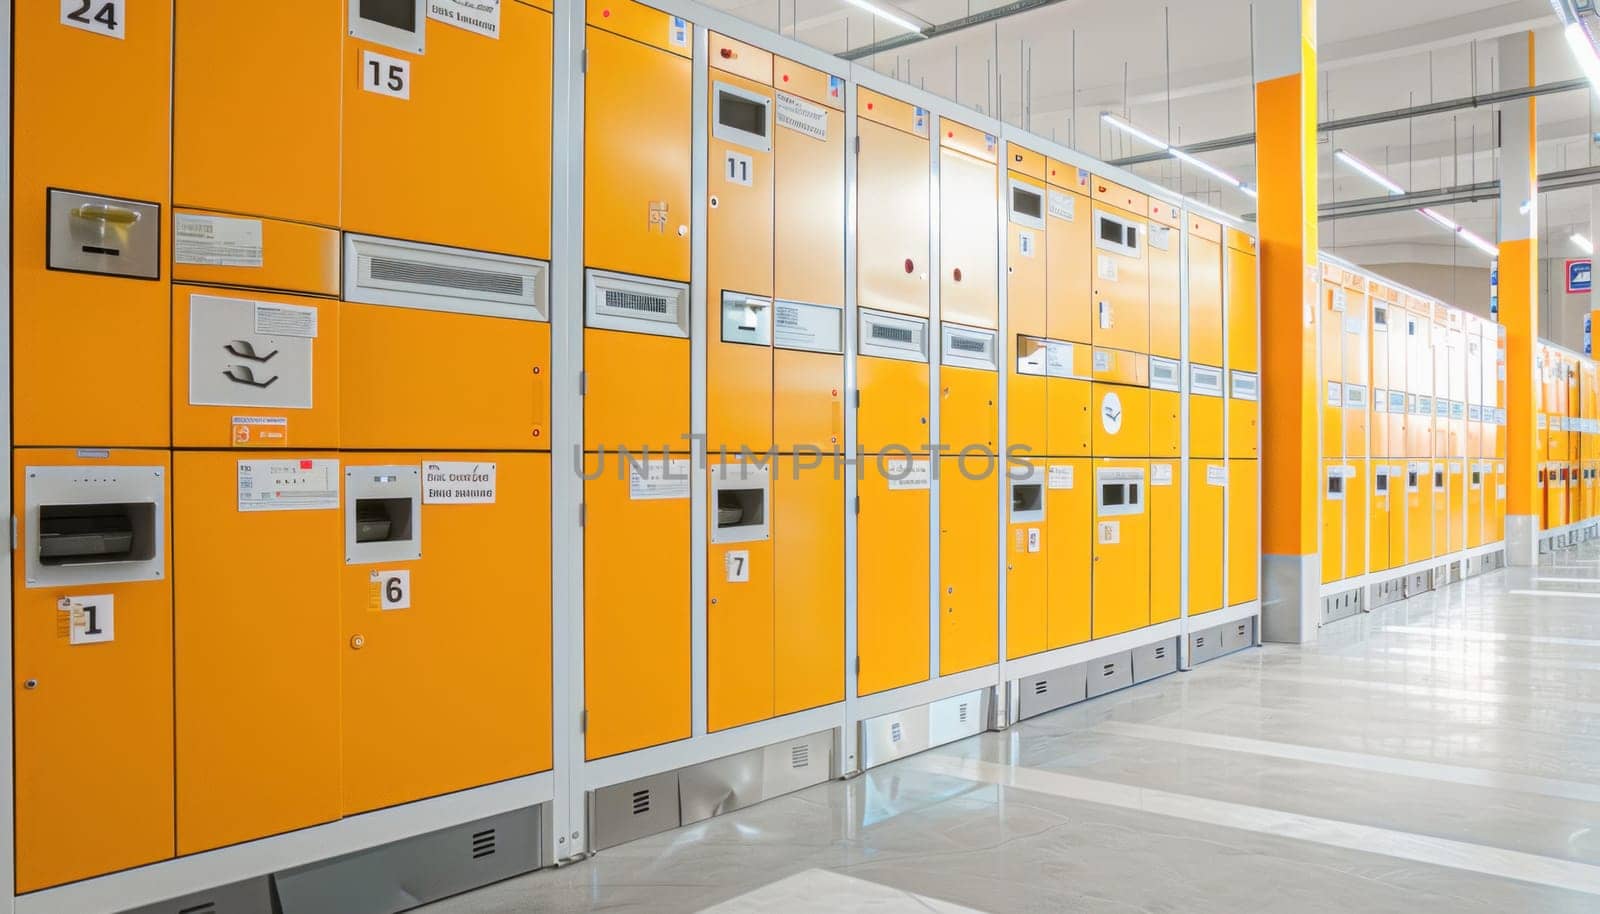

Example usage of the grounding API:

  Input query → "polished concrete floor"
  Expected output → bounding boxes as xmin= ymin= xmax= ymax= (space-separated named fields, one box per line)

xmin=424 ymin=547 xmax=1600 ymax=912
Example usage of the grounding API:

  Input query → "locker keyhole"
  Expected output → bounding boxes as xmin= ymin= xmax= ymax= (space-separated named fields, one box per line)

xmin=904 ymin=259 xmax=914 ymax=274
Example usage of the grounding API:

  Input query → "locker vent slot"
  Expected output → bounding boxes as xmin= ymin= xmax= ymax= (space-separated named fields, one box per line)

xmin=1101 ymin=663 xmax=1117 ymax=677
xmin=177 ymin=904 xmax=216 ymax=914
xmin=345 ymin=234 xmax=547 ymax=319
xmin=586 ymin=270 xmax=691 ymax=338
xmin=875 ymin=325 xmax=913 ymax=343
xmin=950 ymin=336 xmax=985 ymax=352
xmin=1194 ymin=636 xmax=1207 ymax=648
xmin=1154 ymin=646 xmax=1167 ymax=659
xmin=632 ymin=789 xmax=651 ymax=815
xmin=369 ymin=257 xmax=526 ymax=297
xmin=890 ymin=722 xmax=903 ymax=743
xmin=958 ymin=702 xmax=969 ymax=723
xmin=791 ymin=744 xmax=810 ymax=769
xmin=1033 ymin=680 xmax=1048 ymax=695
xmin=471 ymin=828 xmax=497 ymax=859
xmin=38 ymin=502 xmax=156 ymax=566
xmin=859 ymin=309 xmax=929 ymax=362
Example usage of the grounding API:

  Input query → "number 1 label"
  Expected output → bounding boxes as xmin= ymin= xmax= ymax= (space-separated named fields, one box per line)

xmin=61 ymin=595 xmax=115 ymax=645
xmin=61 ymin=0 xmax=125 ymax=39
xmin=363 ymin=50 xmax=411 ymax=100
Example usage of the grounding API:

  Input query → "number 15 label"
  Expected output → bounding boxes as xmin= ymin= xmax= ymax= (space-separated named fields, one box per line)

xmin=60 ymin=595 xmax=115 ymax=645
xmin=363 ymin=50 xmax=411 ymax=100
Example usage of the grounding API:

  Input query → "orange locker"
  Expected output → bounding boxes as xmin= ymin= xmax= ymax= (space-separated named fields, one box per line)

xmin=1045 ymin=458 xmax=1092 ymax=648
xmin=1147 ymin=200 xmax=1183 ymax=360
xmin=858 ymin=88 xmax=931 ymax=318
xmin=1226 ymin=229 xmax=1258 ymax=373
xmin=939 ymin=121 xmax=999 ymax=330
xmin=1007 ymin=162 xmax=1048 ymax=457
xmin=15 ymin=450 xmax=173 ymax=891
xmin=707 ymin=457 xmax=775 ymax=731
xmin=774 ymin=455 xmax=846 ymax=716
xmin=858 ymin=456 xmax=931 ymax=694
xmin=1189 ymin=461 xmax=1227 ymax=615
xmin=1228 ymin=460 xmax=1260 ymax=606
xmin=1188 ymin=216 xmax=1225 ymax=367
xmin=1149 ymin=460 xmax=1181 ymax=623
xmin=1006 ymin=462 xmax=1048 ymax=660
xmin=1089 ymin=180 xmax=1150 ymax=356
xmin=1371 ymin=300 xmax=1391 ymax=457
xmin=1045 ymin=160 xmax=1092 ymax=345
xmin=939 ymin=462 xmax=999 ymax=675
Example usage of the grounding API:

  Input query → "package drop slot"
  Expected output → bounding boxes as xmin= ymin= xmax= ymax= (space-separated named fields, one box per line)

xmin=345 ymin=465 xmax=422 ymax=564
xmin=710 ymin=462 xmax=771 ymax=544
xmin=1011 ymin=482 xmax=1044 ymax=518
xmin=716 ymin=488 xmax=765 ymax=531
xmin=1326 ymin=473 xmax=1343 ymax=497
xmin=37 ymin=502 xmax=155 ymax=565
xmin=355 ymin=497 xmax=414 ymax=545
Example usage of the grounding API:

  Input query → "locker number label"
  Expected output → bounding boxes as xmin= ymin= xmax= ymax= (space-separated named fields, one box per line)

xmin=363 ymin=50 xmax=411 ymax=100
xmin=1097 ymin=521 xmax=1120 ymax=545
xmin=1026 ymin=528 xmax=1041 ymax=553
xmin=725 ymin=550 xmax=750 ymax=583
xmin=60 ymin=595 xmax=114 ymax=645
xmin=61 ymin=0 xmax=124 ymax=39
xmin=1017 ymin=230 xmax=1035 ymax=257
xmin=724 ymin=151 xmax=753 ymax=187
xmin=373 ymin=570 xmax=411 ymax=610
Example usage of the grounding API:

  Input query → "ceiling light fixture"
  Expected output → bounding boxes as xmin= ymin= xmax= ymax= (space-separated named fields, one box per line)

xmin=1099 ymin=112 xmax=1256 ymax=200
xmin=1566 ymin=21 xmax=1600 ymax=92
xmin=1338 ymin=150 xmax=1499 ymax=258
xmin=839 ymin=0 xmax=926 ymax=35
xmin=1333 ymin=149 xmax=1405 ymax=195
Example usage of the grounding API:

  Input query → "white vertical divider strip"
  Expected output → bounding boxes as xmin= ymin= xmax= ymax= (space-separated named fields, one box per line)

xmin=1178 ymin=209 xmax=1192 ymax=667
xmin=551 ymin=0 xmax=585 ymax=861
xmin=690 ymin=22 xmax=710 ymax=741
xmin=841 ymin=79 xmax=862 ymax=775
xmin=995 ymin=136 xmax=1011 ymax=715
xmin=928 ymin=112 xmax=943 ymax=685
xmin=2 ymin=0 xmax=14 ymax=905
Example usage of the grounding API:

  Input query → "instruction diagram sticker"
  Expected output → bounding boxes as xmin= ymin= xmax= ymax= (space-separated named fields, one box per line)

xmin=1048 ymin=464 xmax=1074 ymax=490
xmin=629 ymin=458 xmax=691 ymax=500
xmin=174 ymin=214 xmax=263 ymax=268
xmin=424 ymin=461 xmax=497 ymax=504
xmin=885 ymin=457 xmax=931 ymax=490
xmin=60 ymin=595 xmax=114 ymax=645
xmin=776 ymin=91 xmax=828 ymax=141
xmin=428 ymin=0 xmax=501 ymax=38
xmin=238 ymin=458 xmax=340 ymax=512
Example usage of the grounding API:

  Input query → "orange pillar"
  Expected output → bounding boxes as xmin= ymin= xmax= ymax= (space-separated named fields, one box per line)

xmin=1255 ymin=0 xmax=1321 ymax=641
xmin=1501 ymin=32 xmax=1539 ymax=565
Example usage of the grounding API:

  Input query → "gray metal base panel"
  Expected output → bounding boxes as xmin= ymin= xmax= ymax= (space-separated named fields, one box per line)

xmin=1132 ymin=638 xmax=1178 ymax=683
xmin=860 ymin=688 xmax=990 ymax=770
xmin=1220 ymin=617 xmax=1256 ymax=654
xmin=1320 ymin=588 xmax=1362 ymax=626
xmin=1189 ymin=623 xmax=1224 ymax=665
xmin=1015 ymin=662 xmax=1088 ymax=720
xmin=1086 ymin=650 xmax=1134 ymax=697
xmin=121 ymin=877 xmax=273 ymax=914
xmin=680 ymin=729 xmax=834 ymax=825
xmin=272 ymin=806 xmax=542 ymax=914
xmin=590 ymin=770 xmax=680 ymax=851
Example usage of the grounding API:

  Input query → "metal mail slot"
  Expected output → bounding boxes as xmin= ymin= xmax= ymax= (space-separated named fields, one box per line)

xmin=1016 ymin=335 xmax=1048 ymax=377
xmin=1190 ymin=365 xmax=1224 ymax=397
xmin=721 ymin=291 xmax=772 ymax=346
xmin=711 ymin=461 xmax=770 ymax=544
xmin=860 ymin=308 xmax=929 ymax=362
xmin=346 ymin=465 xmax=421 ymax=565
xmin=25 ymin=464 xmax=165 ymax=589
xmin=942 ymin=324 xmax=999 ymax=371
xmin=1150 ymin=357 xmax=1180 ymax=392
xmin=48 ymin=189 xmax=160 ymax=280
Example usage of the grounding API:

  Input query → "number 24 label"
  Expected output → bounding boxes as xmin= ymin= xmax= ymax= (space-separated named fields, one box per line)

xmin=61 ymin=0 xmax=125 ymax=39
xmin=363 ymin=50 xmax=411 ymax=100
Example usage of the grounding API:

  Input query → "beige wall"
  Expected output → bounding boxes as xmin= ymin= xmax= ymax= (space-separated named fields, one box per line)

xmin=1361 ymin=262 xmax=1492 ymax=319
xmin=1538 ymin=256 xmax=1593 ymax=355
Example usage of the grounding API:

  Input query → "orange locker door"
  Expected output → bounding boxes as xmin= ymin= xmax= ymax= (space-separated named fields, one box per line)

xmin=1092 ymin=383 xmax=1151 ymax=458
xmin=1149 ymin=359 xmax=1182 ymax=458
xmin=1228 ymin=460 xmax=1260 ymax=606
xmin=1225 ymin=231 xmax=1259 ymax=373
xmin=1047 ymin=342 xmax=1095 ymax=456
xmin=174 ymin=2 xmax=341 ymax=226
xmin=939 ymin=122 xmax=999 ymax=329
xmin=1089 ymin=203 xmax=1150 ymax=355
xmin=14 ymin=450 xmax=174 ymax=892
xmin=939 ymin=325 xmax=1000 ymax=453
xmin=1388 ymin=462 xmax=1408 ymax=570
xmin=774 ymin=456 xmax=846 ymax=715
xmin=1149 ymin=461 xmax=1181 ymax=623
xmin=1371 ymin=304 xmax=1391 ymax=457
xmin=585 ymin=454 xmax=691 ymax=758
xmin=939 ymin=464 xmax=999 ymax=675
xmin=346 ymin=1 xmax=552 ymax=258
xmin=1320 ymin=277 xmax=1345 ymax=459
xmin=858 ymin=89 xmax=930 ymax=318
xmin=1344 ymin=462 xmax=1367 ymax=579
xmin=707 ymin=459 xmax=775 ymax=731
xmin=1046 ymin=459 xmax=1092 ymax=648
xmin=1006 ymin=463 xmax=1048 ymax=660
xmin=1229 ymin=372 xmax=1261 ymax=458
xmin=859 ymin=457 xmax=931 ymax=694
xmin=584 ymin=4 xmax=692 ymax=281
xmin=1321 ymin=460 xmax=1345 ymax=585
xmin=1147 ymin=204 xmax=1182 ymax=360
xmin=14 ymin=3 xmax=172 ymax=447
xmin=175 ymin=452 xmax=341 ymax=852
xmin=1369 ymin=465 xmax=1391 ymax=572
xmin=344 ymin=455 xmax=553 ymax=811
xmin=859 ymin=310 xmax=932 ymax=453
xmin=1188 ymin=216 xmax=1225 ymax=367
xmin=1189 ymin=462 xmax=1227 ymax=616
xmin=1045 ymin=174 xmax=1092 ymax=344
xmin=1008 ymin=174 xmax=1049 ymax=457
xmin=1091 ymin=461 xmax=1150 ymax=638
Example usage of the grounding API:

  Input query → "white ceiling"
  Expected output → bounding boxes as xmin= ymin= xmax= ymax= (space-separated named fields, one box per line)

xmin=708 ymin=0 xmax=1600 ymax=265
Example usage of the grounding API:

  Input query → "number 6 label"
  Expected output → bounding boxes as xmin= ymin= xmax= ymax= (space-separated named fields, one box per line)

xmin=61 ymin=0 xmax=125 ymax=39
xmin=363 ymin=50 xmax=411 ymax=100
xmin=374 ymin=570 xmax=412 ymax=610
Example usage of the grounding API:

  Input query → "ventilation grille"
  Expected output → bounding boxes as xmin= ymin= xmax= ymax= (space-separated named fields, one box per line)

xmin=1033 ymin=680 xmax=1049 ymax=695
xmin=346 ymin=234 xmax=547 ymax=318
xmin=370 ymin=256 xmax=526 ymax=297
xmin=1154 ymin=645 xmax=1167 ymax=659
xmin=178 ymin=904 xmax=215 ymax=914
xmin=586 ymin=270 xmax=690 ymax=337
xmin=1101 ymin=663 xmax=1117 ymax=678
xmin=471 ymin=828 xmax=497 ymax=859
xmin=874 ymin=324 xmax=914 ymax=343
xmin=632 ymin=789 xmax=651 ymax=815
xmin=890 ymin=722 xmax=903 ymax=743
xmin=1195 ymin=636 xmax=1207 ymax=648
xmin=958 ymin=702 xmax=969 ymax=723
xmin=950 ymin=335 xmax=985 ymax=353
xmin=791 ymin=744 xmax=810 ymax=769
xmin=606 ymin=288 xmax=670 ymax=315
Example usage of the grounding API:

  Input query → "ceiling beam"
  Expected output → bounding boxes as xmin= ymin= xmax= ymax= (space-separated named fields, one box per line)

xmin=1241 ymin=164 xmax=1600 ymax=222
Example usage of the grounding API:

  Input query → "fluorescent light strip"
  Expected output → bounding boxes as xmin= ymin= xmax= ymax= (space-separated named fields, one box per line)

xmin=1574 ymin=233 xmax=1595 ymax=255
xmin=840 ymin=0 xmax=925 ymax=35
xmin=1333 ymin=148 xmax=1405 ymax=195
xmin=1567 ymin=21 xmax=1600 ymax=91
xmin=1099 ymin=113 xmax=1256 ymax=198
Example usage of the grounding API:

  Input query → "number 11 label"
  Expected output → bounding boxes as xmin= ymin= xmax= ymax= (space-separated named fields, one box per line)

xmin=60 ymin=595 xmax=115 ymax=645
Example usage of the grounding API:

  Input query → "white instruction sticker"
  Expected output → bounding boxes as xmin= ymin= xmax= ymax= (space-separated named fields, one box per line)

xmin=1326 ymin=381 xmax=1342 ymax=406
xmin=60 ymin=595 xmax=114 ymax=645
xmin=1206 ymin=465 xmax=1227 ymax=487
xmin=1048 ymin=465 xmax=1075 ymax=489
xmin=428 ymin=0 xmax=501 ymax=38
xmin=1048 ymin=191 xmax=1076 ymax=221
xmin=255 ymin=301 xmax=318 ymax=338
xmin=669 ymin=15 xmax=688 ymax=47
xmin=373 ymin=570 xmax=411 ymax=610
xmin=1094 ymin=349 xmax=1113 ymax=373
xmin=1097 ymin=255 xmax=1119 ymax=282
xmin=1017 ymin=230 xmax=1035 ymax=257
xmin=776 ymin=91 xmax=828 ymax=141
xmin=885 ymin=458 xmax=931 ymax=490
xmin=424 ymin=461 xmax=497 ymax=504
xmin=1026 ymin=528 xmax=1041 ymax=553
xmin=1097 ymin=520 xmax=1120 ymax=544
xmin=237 ymin=458 xmax=340 ymax=512
xmin=629 ymin=458 xmax=692 ymax=500
xmin=1151 ymin=463 xmax=1173 ymax=486
xmin=1497 ymin=484 xmax=1507 ymax=498
xmin=174 ymin=214 xmax=263 ymax=268
xmin=725 ymin=550 xmax=750 ymax=583
xmin=1148 ymin=225 xmax=1172 ymax=252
